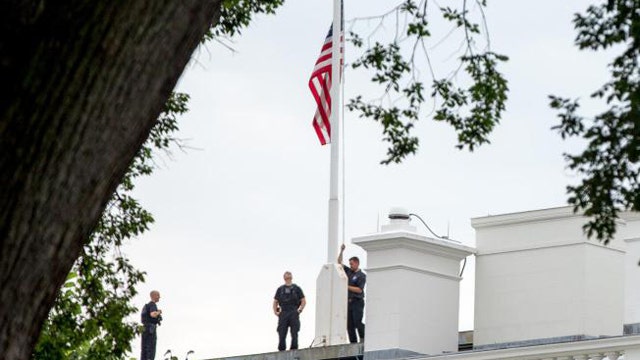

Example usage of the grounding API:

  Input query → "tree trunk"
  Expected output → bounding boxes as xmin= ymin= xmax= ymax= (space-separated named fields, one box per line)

xmin=0 ymin=1 xmax=221 ymax=359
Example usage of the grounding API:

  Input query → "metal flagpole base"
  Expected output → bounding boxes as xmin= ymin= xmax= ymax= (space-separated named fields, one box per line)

xmin=314 ymin=263 xmax=348 ymax=346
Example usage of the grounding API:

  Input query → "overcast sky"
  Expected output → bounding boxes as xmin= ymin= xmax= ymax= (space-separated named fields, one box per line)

xmin=123 ymin=1 xmax=612 ymax=358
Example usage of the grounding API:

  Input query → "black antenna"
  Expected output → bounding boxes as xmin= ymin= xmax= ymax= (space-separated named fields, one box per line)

xmin=446 ymin=221 xmax=451 ymax=239
xmin=409 ymin=213 xmax=445 ymax=239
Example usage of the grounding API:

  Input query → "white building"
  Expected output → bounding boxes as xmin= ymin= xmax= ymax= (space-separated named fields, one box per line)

xmin=207 ymin=206 xmax=640 ymax=360
xmin=354 ymin=206 xmax=640 ymax=360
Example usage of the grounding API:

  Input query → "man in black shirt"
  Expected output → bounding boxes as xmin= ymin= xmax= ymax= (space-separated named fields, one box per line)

xmin=338 ymin=244 xmax=366 ymax=343
xmin=273 ymin=271 xmax=306 ymax=351
xmin=141 ymin=290 xmax=163 ymax=360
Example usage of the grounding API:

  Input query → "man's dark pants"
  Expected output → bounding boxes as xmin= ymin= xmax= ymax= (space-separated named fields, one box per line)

xmin=277 ymin=310 xmax=300 ymax=351
xmin=141 ymin=324 xmax=157 ymax=360
xmin=347 ymin=298 xmax=365 ymax=343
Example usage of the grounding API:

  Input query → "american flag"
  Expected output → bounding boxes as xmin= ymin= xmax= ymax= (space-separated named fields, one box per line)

xmin=309 ymin=24 xmax=343 ymax=145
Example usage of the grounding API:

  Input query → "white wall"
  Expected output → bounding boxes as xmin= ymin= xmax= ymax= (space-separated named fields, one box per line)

xmin=473 ymin=207 xmax=625 ymax=346
xmin=365 ymin=269 xmax=401 ymax=351
xmin=365 ymin=267 xmax=460 ymax=354
xmin=584 ymin=243 xmax=625 ymax=335
xmin=622 ymin=212 xmax=640 ymax=325
xmin=398 ymin=269 xmax=460 ymax=353
xmin=626 ymin=238 xmax=640 ymax=325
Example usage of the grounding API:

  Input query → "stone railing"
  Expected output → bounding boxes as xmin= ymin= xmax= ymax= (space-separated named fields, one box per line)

xmin=419 ymin=335 xmax=640 ymax=360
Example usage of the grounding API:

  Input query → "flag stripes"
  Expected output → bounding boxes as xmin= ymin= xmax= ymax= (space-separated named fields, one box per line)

xmin=309 ymin=26 xmax=343 ymax=145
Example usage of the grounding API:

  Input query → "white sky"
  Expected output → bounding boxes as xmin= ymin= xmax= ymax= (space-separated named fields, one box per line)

xmin=123 ymin=1 xmax=613 ymax=358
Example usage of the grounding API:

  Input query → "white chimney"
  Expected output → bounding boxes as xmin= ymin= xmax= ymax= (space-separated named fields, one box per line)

xmin=472 ymin=206 xmax=626 ymax=347
xmin=621 ymin=211 xmax=640 ymax=329
xmin=353 ymin=208 xmax=475 ymax=357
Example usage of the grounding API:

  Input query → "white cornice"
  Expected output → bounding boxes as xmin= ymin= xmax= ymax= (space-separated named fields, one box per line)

xmin=471 ymin=206 xmax=580 ymax=229
xmin=352 ymin=231 xmax=476 ymax=259
xmin=621 ymin=211 xmax=640 ymax=222
xmin=366 ymin=264 xmax=462 ymax=282
xmin=476 ymin=239 xmax=625 ymax=256
xmin=410 ymin=334 xmax=640 ymax=360
xmin=472 ymin=206 xmax=638 ymax=230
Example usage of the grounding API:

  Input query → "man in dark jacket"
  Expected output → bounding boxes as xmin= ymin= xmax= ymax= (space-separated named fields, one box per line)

xmin=141 ymin=290 xmax=163 ymax=360
xmin=273 ymin=271 xmax=306 ymax=351
xmin=338 ymin=244 xmax=366 ymax=343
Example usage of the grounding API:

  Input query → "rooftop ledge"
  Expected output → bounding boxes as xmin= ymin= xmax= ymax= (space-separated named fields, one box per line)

xmin=471 ymin=205 xmax=640 ymax=230
xmin=421 ymin=334 xmax=640 ymax=360
xmin=202 ymin=334 xmax=640 ymax=360
xmin=203 ymin=343 xmax=362 ymax=360
xmin=352 ymin=230 xmax=476 ymax=258
xmin=471 ymin=206 xmax=582 ymax=229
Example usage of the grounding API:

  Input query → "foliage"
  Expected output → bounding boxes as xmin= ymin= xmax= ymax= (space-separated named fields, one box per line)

xmin=32 ymin=93 xmax=189 ymax=360
xmin=347 ymin=0 xmax=509 ymax=164
xmin=204 ymin=0 xmax=285 ymax=40
xmin=550 ymin=0 xmax=640 ymax=243
xmin=349 ymin=0 xmax=639 ymax=242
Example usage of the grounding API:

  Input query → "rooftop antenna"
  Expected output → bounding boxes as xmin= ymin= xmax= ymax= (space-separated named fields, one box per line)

xmin=445 ymin=221 xmax=450 ymax=239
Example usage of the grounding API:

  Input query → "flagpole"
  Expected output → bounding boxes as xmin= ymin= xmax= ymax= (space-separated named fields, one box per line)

xmin=313 ymin=0 xmax=348 ymax=347
xmin=327 ymin=0 xmax=342 ymax=264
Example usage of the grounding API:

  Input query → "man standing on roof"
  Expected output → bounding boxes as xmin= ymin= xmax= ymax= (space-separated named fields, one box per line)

xmin=141 ymin=290 xmax=163 ymax=360
xmin=273 ymin=271 xmax=306 ymax=351
xmin=338 ymin=244 xmax=366 ymax=343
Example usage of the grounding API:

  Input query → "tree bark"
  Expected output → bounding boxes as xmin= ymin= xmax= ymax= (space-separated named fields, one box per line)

xmin=0 ymin=1 xmax=221 ymax=359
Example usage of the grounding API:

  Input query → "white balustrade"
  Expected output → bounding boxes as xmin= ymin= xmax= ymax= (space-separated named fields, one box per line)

xmin=605 ymin=351 xmax=621 ymax=360
xmin=399 ymin=335 xmax=640 ymax=360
